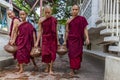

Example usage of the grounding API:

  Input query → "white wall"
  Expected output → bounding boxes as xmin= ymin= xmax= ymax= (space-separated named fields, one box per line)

xmin=80 ymin=0 xmax=99 ymax=29
xmin=0 ymin=0 xmax=13 ymax=32
xmin=104 ymin=56 xmax=120 ymax=80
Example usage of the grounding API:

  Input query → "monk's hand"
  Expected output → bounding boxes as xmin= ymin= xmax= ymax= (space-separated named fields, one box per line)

xmin=10 ymin=40 xmax=15 ymax=45
xmin=85 ymin=38 xmax=90 ymax=45
xmin=57 ymin=42 xmax=60 ymax=46
xmin=34 ymin=43 xmax=38 ymax=47
xmin=9 ymin=39 xmax=12 ymax=45
xmin=63 ymin=42 xmax=66 ymax=46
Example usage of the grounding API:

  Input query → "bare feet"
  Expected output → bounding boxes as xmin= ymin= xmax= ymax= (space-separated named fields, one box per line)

xmin=44 ymin=64 xmax=50 ymax=73
xmin=49 ymin=70 xmax=54 ymax=75
xmin=17 ymin=64 xmax=24 ymax=74
xmin=16 ymin=63 xmax=20 ymax=69
xmin=17 ymin=68 xmax=24 ymax=74
xmin=44 ymin=67 xmax=49 ymax=73
xmin=69 ymin=69 xmax=75 ymax=76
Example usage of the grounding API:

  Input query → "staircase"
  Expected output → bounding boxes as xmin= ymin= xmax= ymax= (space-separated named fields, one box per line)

xmin=96 ymin=0 xmax=120 ymax=54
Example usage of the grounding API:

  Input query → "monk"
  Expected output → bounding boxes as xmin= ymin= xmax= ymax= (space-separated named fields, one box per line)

xmin=65 ymin=5 xmax=90 ymax=76
xmin=35 ymin=6 xmax=57 ymax=74
xmin=7 ymin=10 xmax=20 ymax=69
xmin=11 ymin=10 xmax=38 ymax=73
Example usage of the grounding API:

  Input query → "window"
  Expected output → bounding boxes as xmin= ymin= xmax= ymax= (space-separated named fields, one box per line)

xmin=5 ymin=0 xmax=9 ymax=2
xmin=0 ymin=6 xmax=8 ymax=31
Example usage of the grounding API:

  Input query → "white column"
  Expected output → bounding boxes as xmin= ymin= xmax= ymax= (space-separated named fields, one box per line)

xmin=105 ymin=0 xmax=108 ymax=29
xmin=112 ymin=0 xmax=116 ymax=36
xmin=116 ymin=0 xmax=119 ymax=36
xmin=107 ymin=0 xmax=110 ymax=28
xmin=102 ymin=0 xmax=105 ymax=22
xmin=110 ymin=0 xmax=113 ymax=29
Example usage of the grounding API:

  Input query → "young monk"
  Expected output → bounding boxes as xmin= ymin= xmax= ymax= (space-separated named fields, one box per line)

xmin=11 ymin=10 xmax=38 ymax=73
xmin=65 ymin=5 xmax=90 ymax=76
xmin=35 ymin=6 xmax=58 ymax=74
xmin=7 ymin=10 xmax=20 ymax=69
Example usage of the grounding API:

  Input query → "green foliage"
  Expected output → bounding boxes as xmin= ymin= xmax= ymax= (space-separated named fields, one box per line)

xmin=13 ymin=0 xmax=30 ymax=13
xmin=12 ymin=0 xmax=39 ymax=21
xmin=51 ymin=0 xmax=71 ymax=25
xmin=58 ymin=19 xmax=66 ymax=25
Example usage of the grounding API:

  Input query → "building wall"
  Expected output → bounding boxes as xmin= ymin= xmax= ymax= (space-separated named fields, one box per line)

xmin=0 ymin=0 xmax=13 ymax=59
xmin=80 ymin=0 xmax=105 ymax=51
xmin=80 ymin=0 xmax=99 ymax=29
xmin=0 ymin=0 xmax=13 ymax=32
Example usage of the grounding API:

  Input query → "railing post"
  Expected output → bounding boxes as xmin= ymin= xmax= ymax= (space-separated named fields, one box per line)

xmin=105 ymin=0 xmax=108 ymax=29
xmin=116 ymin=0 xmax=119 ymax=36
xmin=110 ymin=0 xmax=113 ymax=29
xmin=107 ymin=0 xmax=110 ymax=28
xmin=112 ymin=0 xmax=116 ymax=36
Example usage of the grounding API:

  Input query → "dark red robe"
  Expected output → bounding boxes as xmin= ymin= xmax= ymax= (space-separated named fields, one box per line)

xmin=9 ymin=17 xmax=20 ymax=59
xmin=9 ymin=17 xmax=20 ymax=36
xmin=16 ymin=22 xmax=35 ymax=64
xmin=41 ymin=16 xmax=57 ymax=63
xmin=68 ymin=16 xmax=88 ymax=69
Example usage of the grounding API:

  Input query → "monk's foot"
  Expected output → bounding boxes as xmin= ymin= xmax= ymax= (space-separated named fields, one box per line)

xmin=17 ymin=69 xmax=24 ymax=74
xmin=15 ymin=64 xmax=20 ymax=69
xmin=49 ymin=70 xmax=54 ymax=75
xmin=44 ymin=68 xmax=49 ymax=73
xmin=14 ymin=68 xmax=20 ymax=72
xmin=69 ymin=71 xmax=75 ymax=76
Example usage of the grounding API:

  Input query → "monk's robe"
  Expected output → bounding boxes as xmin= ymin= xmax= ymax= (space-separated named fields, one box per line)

xmin=68 ymin=16 xmax=88 ymax=70
xmin=9 ymin=17 xmax=20 ymax=59
xmin=41 ymin=16 xmax=57 ymax=63
xmin=9 ymin=17 xmax=20 ymax=36
xmin=16 ymin=22 xmax=35 ymax=64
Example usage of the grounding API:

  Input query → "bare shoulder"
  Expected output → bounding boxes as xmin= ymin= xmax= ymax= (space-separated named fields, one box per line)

xmin=66 ymin=18 xmax=73 ymax=24
xmin=18 ymin=22 xmax=23 ymax=26
xmin=14 ymin=19 xmax=20 ymax=23
xmin=39 ymin=17 xmax=46 ymax=23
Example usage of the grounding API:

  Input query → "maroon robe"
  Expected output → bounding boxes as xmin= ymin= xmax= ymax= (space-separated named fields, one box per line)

xmin=9 ymin=17 xmax=20 ymax=36
xmin=16 ymin=22 xmax=35 ymax=64
xmin=9 ymin=17 xmax=20 ymax=59
xmin=41 ymin=16 xmax=57 ymax=63
xmin=68 ymin=16 xmax=88 ymax=69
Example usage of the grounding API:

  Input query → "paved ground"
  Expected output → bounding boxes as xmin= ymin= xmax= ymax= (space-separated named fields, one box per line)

xmin=0 ymin=53 xmax=105 ymax=80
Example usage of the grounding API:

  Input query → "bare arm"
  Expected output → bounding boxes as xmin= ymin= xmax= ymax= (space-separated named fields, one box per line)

xmin=35 ymin=19 xmax=42 ymax=47
xmin=56 ymin=24 xmax=59 ymax=45
xmin=33 ymin=31 xmax=36 ymax=46
xmin=10 ymin=19 xmax=20 ymax=45
xmin=64 ymin=23 xmax=69 ymax=43
xmin=84 ymin=27 xmax=90 ymax=45
xmin=63 ymin=19 xmax=70 ymax=45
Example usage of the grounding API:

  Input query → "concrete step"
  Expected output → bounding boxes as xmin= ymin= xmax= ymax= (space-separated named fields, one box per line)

xmin=0 ymin=57 xmax=14 ymax=70
xmin=0 ymin=34 xmax=15 ymax=70
xmin=100 ymin=28 xmax=120 ymax=35
xmin=104 ymin=36 xmax=119 ymax=42
xmin=109 ymin=45 xmax=120 ymax=52
xmin=97 ymin=22 xmax=106 ymax=28
xmin=96 ymin=22 xmax=120 ymax=29
xmin=83 ymin=49 xmax=117 ymax=60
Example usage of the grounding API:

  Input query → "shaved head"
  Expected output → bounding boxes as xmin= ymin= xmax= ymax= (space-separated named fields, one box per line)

xmin=72 ymin=5 xmax=80 ymax=11
xmin=71 ymin=4 xmax=80 ymax=16
xmin=44 ymin=5 xmax=52 ymax=11
xmin=19 ymin=10 xmax=27 ymax=15
xmin=43 ymin=5 xmax=52 ymax=18
xmin=7 ymin=9 xmax=15 ymax=19
xmin=19 ymin=10 xmax=27 ymax=21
